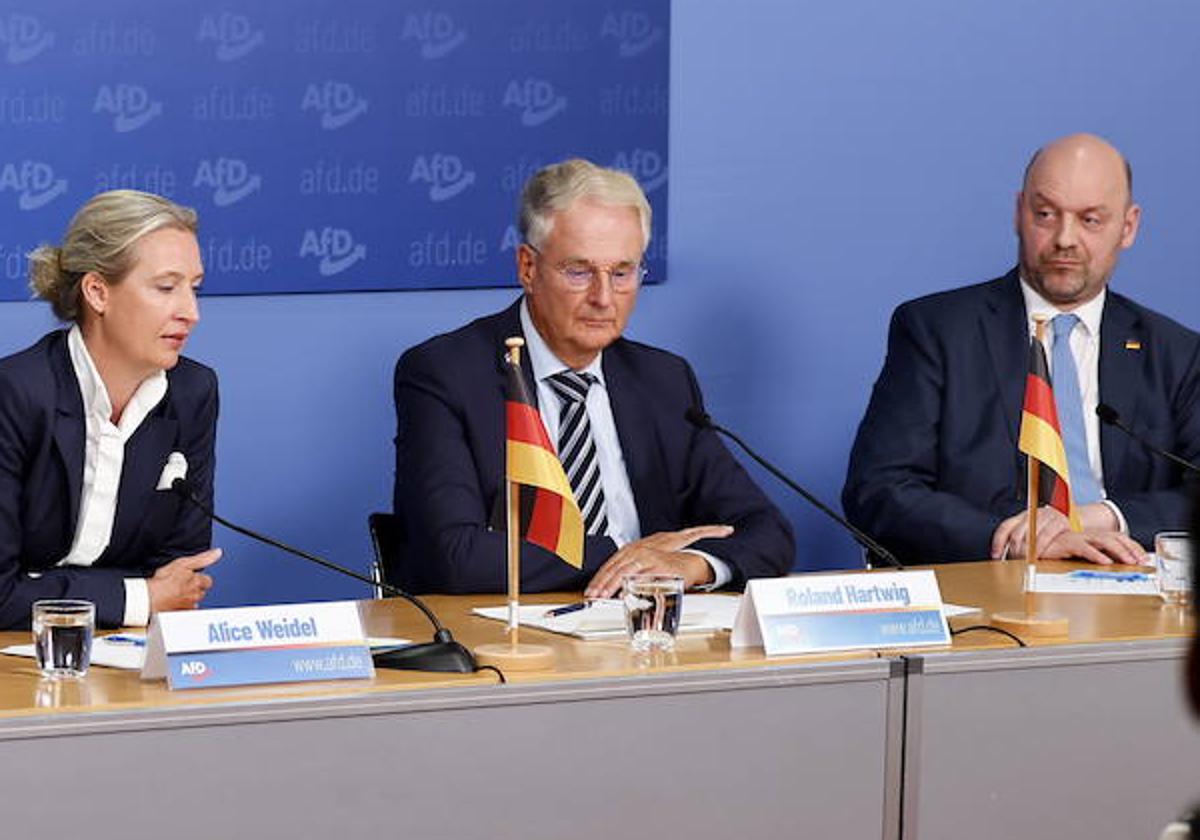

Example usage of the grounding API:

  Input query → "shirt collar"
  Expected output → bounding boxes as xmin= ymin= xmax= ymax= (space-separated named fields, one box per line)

xmin=66 ymin=324 xmax=168 ymax=432
xmin=68 ymin=324 xmax=112 ymax=421
xmin=1018 ymin=275 xmax=1106 ymax=339
xmin=519 ymin=297 xmax=606 ymax=386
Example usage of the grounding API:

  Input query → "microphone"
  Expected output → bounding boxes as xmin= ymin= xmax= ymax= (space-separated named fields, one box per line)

xmin=170 ymin=478 xmax=477 ymax=674
xmin=1095 ymin=404 xmax=1200 ymax=475
xmin=684 ymin=407 xmax=903 ymax=569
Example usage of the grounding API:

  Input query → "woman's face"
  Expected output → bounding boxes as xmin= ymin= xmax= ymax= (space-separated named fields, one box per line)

xmin=87 ymin=227 xmax=203 ymax=379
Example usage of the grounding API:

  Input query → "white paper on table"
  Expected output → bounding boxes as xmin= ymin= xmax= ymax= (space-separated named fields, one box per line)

xmin=942 ymin=603 xmax=982 ymax=617
xmin=1029 ymin=570 xmax=1157 ymax=596
xmin=0 ymin=636 xmax=147 ymax=670
xmin=473 ymin=594 xmax=741 ymax=640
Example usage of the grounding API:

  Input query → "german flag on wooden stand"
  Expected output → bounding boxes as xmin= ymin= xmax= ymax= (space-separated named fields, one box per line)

xmin=993 ymin=321 xmax=1074 ymax=638
xmin=505 ymin=347 xmax=584 ymax=569
xmin=1017 ymin=330 xmax=1082 ymax=532
xmin=474 ymin=337 xmax=567 ymax=670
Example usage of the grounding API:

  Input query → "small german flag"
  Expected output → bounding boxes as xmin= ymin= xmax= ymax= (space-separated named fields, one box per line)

xmin=504 ymin=348 xmax=584 ymax=568
xmin=1017 ymin=334 xmax=1082 ymax=531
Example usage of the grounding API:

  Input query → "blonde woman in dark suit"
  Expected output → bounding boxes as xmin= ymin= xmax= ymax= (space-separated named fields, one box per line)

xmin=0 ymin=190 xmax=220 ymax=630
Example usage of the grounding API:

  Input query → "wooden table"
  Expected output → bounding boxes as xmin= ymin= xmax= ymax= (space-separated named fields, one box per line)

xmin=0 ymin=562 xmax=1193 ymax=840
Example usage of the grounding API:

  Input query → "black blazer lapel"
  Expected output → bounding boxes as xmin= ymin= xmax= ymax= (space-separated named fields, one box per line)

xmin=981 ymin=270 xmax=1029 ymax=449
xmin=979 ymin=271 xmax=1030 ymax=496
xmin=48 ymin=336 xmax=85 ymax=530
xmin=603 ymin=342 xmax=668 ymax=532
xmin=1098 ymin=295 xmax=1142 ymax=486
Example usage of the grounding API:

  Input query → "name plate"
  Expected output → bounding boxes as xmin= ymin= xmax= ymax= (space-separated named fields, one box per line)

xmin=141 ymin=601 xmax=374 ymax=690
xmin=731 ymin=570 xmax=950 ymax=655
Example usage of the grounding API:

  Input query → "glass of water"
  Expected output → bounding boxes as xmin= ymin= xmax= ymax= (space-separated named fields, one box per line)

xmin=32 ymin=600 xmax=95 ymax=678
xmin=1154 ymin=532 xmax=1193 ymax=608
xmin=622 ymin=574 xmax=683 ymax=652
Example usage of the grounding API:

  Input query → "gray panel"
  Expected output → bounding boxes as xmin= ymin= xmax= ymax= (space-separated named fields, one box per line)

xmin=2 ymin=663 xmax=896 ymax=840
xmin=907 ymin=644 xmax=1200 ymax=840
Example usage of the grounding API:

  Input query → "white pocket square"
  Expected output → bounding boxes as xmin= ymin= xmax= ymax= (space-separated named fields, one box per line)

xmin=156 ymin=451 xmax=189 ymax=491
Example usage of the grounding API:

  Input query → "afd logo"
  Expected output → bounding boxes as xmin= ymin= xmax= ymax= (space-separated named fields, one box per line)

xmin=93 ymin=84 xmax=163 ymax=133
xmin=0 ymin=14 xmax=54 ymax=64
xmin=502 ymin=78 xmax=566 ymax=128
xmin=612 ymin=149 xmax=667 ymax=193
xmin=300 ymin=227 xmax=366 ymax=276
xmin=499 ymin=224 xmax=521 ymax=253
xmin=197 ymin=12 xmax=264 ymax=62
xmin=601 ymin=11 xmax=665 ymax=58
xmin=179 ymin=660 xmax=212 ymax=682
xmin=400 ymin=11 xmax=467 ymax=59
xmin=0 ymin=161 xmax=67 ymax=210
xmin=301 ymin=81 xmax=368 ymax=130
xmin=194 ymin=158 xmax=262 ymax=207
xmin=409 ymin=154 xmax=475 ymax=202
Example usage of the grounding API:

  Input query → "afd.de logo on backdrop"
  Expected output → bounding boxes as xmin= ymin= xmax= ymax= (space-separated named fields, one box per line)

xmin=94 ymin=84 xmax=163 ymax=132
xmin=302 ymin=81 xmax=368 ymax=130
xmin=410 ymin=154 xmax=475 ymax=202
xmin=0 ymin=13 xmax=54 ymax=64
xmin=197 ymin=12 xmax=264 ymax=61
xmin=194 ymin=158 xmax=262 ymax=207
xmin=503 ymin=78 xmax=566 ymax=127
xmin=612 ymin=149 xmax=668 ymax=193
xmin=401 ymin=11 xmax=467 ymax=59
xmin=601 ymin=10 xmax=665 ymax=57
xmin=300 ymin=227 xmax=367 ymax=277
xmin=0 ymin=161 xmax=67 ymax=210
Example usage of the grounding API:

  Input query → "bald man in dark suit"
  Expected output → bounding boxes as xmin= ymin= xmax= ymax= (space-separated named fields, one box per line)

xmin=844 ymin=134 xmax=1200 ymax=565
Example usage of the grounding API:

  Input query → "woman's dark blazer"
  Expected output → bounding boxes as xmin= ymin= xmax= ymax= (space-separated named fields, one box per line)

xmin=0 ymin=330 xmax=218 ymax=629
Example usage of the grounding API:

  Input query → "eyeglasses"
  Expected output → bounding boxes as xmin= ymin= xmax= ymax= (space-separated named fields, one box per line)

xmin=525 ymin=244 xmax=646 ymax=292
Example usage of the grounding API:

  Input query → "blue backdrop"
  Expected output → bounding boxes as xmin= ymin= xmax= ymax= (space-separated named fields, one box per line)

xmin=2 ymin=0 xmax=1198 ymax=608
xmin=0 ymin=0 xmax=669 ymax=295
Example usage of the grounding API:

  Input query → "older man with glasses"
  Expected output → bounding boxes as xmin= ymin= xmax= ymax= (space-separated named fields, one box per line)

xmin=392 ymin=158 xmax=794 ymax=596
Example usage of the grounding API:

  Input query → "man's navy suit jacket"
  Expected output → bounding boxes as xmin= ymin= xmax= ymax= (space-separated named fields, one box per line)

xmin=843 ymin=270 xmax=1200 ymax=564
xmin=393 ymin=300 xmax=795 ymax=593
xmin=0 ymin=331 xmax=218 ymax=629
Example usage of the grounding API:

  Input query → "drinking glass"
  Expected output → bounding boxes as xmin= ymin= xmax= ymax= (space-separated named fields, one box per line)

xmin=32 ymin=600 xmax=95 ymax=678
xmin=1154 ymin=532 xmax=1193 ymax=608
xmin=622 ymin=574 xmax=683 ymax=652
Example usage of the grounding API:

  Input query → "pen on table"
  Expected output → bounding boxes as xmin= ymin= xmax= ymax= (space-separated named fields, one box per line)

xmin=544 ymin=601 xmax=594 ymax=618
xmin=103 ymin=634 xmax=146 ymax=646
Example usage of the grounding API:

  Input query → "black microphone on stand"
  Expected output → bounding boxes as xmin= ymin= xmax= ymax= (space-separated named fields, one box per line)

xmin=684 ymin=407 xmax=903 ymax=569
xmin=170 ymin=478 xmax=477 ymax=674
xmin=1096 ymin=404 xmax=1200 ymax=474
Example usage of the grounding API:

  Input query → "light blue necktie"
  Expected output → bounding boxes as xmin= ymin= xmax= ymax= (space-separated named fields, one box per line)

xmin=1051 ymin=313 xmax=1102 ymax=504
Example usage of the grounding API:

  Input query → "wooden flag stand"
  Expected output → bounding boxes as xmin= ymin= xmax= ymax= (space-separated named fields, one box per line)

xmin=990 ymin=488 xmax=1071 ymax=638
xmin=992 ymin=318 xmax=1069 ymax=639
xmin=475 ymin=338 xmax=556 ymax=672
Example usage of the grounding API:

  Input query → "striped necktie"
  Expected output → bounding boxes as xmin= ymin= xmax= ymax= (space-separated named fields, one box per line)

xmin=547 ymin=370 xmax=608 ymax=535
xmin=1051 ymin=313 xmax=1103 ymax=505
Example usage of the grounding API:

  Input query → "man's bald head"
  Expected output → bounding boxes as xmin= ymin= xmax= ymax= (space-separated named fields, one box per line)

xmin=1014 ymin=133 xmax=1141 ymax=308
xmin=1022 ymin=133 xmax=1134 ymax=207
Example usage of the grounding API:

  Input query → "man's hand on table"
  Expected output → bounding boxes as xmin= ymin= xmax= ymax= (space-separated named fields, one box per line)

xmin=990 ymin=503 xmax=1146 ymax=564
xmin=584 ymin=525 xmax=732 ymax=598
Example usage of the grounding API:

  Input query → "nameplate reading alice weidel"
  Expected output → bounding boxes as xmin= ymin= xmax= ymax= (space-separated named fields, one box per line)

xmin=141 ymin=601 xmax=373 ymax=690
xmin=731 ymin=570 xmax=950 ymax=655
